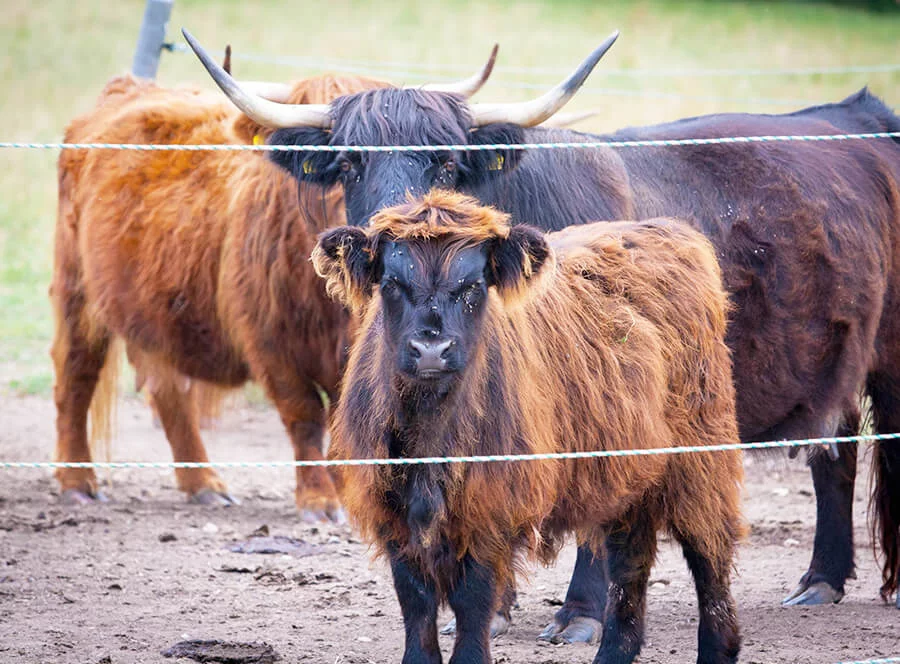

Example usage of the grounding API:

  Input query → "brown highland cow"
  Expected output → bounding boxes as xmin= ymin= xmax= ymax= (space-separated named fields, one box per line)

xmin=313 ymin=191 xmax=745 ymax=664
xmin=51 ymin=72 xmax=392 ymax=519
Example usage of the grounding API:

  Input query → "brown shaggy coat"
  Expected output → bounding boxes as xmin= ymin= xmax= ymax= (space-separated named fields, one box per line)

xmin=315 ymin=191 xmax=744 ymax=662
xmin=51 ymin=73 xmax=388 ymax=514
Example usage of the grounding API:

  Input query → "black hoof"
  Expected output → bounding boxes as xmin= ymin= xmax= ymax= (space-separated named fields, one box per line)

xmin=782 ymin=580 xmax=843 ymax=606
xmin=537 ymin=615 xmax=601 ymax=644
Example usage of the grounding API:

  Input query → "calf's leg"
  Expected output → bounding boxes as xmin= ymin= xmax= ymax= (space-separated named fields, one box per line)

xmin=592 ymin=513 xmax=656 ymax=664
xmin=447 ymin=555 xmax=497 ymax=664
xmin=389 ymin=548 xmax=442 ymax=664
xmin=677 ymin=533 xmax=740 ymax=664
xmin=441 ymin=580 xmax=514 ymax=639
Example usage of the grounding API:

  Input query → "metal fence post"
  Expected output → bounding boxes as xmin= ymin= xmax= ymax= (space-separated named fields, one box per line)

xmin=132 ymin=0 xmax=174 ymax=79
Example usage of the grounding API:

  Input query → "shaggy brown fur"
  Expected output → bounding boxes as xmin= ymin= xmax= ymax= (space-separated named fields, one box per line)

xmin=51 ymin=72 xmax=388 ymax=515
xmin=316 ymin=191 xmax=745 ymax=663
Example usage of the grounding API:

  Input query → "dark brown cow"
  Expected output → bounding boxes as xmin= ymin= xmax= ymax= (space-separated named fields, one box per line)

xmin=314 ymin=190 xmax=745 ymax=664
xmin=184 ymin=29 xmax=900 ymax=617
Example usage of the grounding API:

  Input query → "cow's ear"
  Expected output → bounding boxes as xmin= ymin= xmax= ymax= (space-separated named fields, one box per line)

xmin=312 ymin=226 xmax=379 ymax=310
xmin=268 ymin=128 xmax=340 ymax=186
xmin=459 ymin=123 xmax=525 ymax=187
xmin=488 ymin=224 xmax=550 ymax=302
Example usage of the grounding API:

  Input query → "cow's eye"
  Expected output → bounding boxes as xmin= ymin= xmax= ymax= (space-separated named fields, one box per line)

xmin=339 ymin=159 xmax=353 ymax=173
xmin=444 ymin=158 xmax=455 ymax=172
xmin=381 ymin=277 xmax=409 ymax=300
xmin=451 ymin=280 xmax=481 ymax=302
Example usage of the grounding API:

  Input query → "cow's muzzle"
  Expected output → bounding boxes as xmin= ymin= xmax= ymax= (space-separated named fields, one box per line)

xmin=408 ymin=338 xmax=456 ymax=376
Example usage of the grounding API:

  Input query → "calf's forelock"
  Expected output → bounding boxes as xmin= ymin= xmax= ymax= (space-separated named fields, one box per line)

xmin=312 ymin=191 xmax=553 ymax=317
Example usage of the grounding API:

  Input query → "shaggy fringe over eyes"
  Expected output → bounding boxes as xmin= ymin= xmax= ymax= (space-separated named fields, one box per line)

xmin=368 ymin=190 xmax=513 ymax=243
xmin=314 ymin=191 xmax=554 ymax=309
xmin=370 ymin=191 xmax=552 ymax=305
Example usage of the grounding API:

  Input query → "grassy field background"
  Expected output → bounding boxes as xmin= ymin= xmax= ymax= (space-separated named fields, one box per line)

xmin=1 ymin=0 xmax=898 ymax=395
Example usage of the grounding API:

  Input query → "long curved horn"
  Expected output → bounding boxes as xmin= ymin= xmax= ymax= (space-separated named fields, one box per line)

xmin=469 ymin=31 xmax=618 ymax=128
xmin=238 ymin=81 xmax=294 ymax=103
xmin=416 ymin=44 xmax=499 ymax=98
xmin=182 ymin=28 xmax=332 ymax=129
xmin=539 ymin=109 xmax=598 ymax=128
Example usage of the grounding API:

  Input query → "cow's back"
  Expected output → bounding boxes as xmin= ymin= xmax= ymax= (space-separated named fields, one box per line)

xmin=484 ymin=97 xmax=900 ymax=444
xmin=512 ymin=219 xmax=737 ymax=532
xmin=60 ymin=79 xmax=264 ymax=382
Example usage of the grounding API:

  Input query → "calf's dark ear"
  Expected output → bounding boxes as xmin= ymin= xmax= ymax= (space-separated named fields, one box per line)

xmin=312 ymin=226 xmax=378 ymax=310
xmin=268 ymin=128 xmax=339 ymax=186
xmin=488 ymin=224 xmax=550 ymax=302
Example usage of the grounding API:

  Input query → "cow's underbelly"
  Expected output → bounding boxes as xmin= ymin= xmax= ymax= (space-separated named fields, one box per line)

xmin=82 ymin=253 xmax=250 ymax=386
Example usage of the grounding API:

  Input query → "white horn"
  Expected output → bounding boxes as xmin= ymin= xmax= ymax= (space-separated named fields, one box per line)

xmin=416 ymin=44 xmax=499 ymax=98
xmin=469 ymin=31 xmax=618 ymax=128
xmin=238 ymin=81 xmax=295 ymax=103
xmin=182 ymin=28 xmax=332 ymax=130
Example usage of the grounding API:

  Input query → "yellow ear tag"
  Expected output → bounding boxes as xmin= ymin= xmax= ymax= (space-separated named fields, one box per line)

xmin=252 ymin=134 xmax=263 ymax=146
xmin=488 ymin=154 xmax=505 ymax=171
xmin=302 ymin=160 xmax=316 ymax=175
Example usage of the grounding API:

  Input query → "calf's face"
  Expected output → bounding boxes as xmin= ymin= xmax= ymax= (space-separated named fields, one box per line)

xmin=380 ymin=239 xmax=490 ymax=383
xmin=311 ymin=195 xmax=551 ymax=391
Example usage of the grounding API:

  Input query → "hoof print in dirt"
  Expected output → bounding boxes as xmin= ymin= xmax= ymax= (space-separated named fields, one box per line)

xmin=161 ymin=639 xmax=280 ymax=663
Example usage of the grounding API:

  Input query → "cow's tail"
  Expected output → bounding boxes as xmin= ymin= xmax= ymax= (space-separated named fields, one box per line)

xmin=88 ymin=337 xmax=122 ymax=465
xmin=194 ymin=381 xmax=231 ymax=427
xmin=871 ymin=436 xmax=900 ymax=603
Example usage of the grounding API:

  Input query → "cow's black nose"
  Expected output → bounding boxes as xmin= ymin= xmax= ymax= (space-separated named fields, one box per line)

xmin=408 ymin=338 xmax=453 ymax=373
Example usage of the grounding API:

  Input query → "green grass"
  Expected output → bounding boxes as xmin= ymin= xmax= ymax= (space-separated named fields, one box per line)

xmin=0 ymin=0 xmax=898 ymax=394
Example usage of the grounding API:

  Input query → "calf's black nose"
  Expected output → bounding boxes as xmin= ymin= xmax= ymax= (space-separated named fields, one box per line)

xmin=408 ymin=338 xmax=453 ymax=372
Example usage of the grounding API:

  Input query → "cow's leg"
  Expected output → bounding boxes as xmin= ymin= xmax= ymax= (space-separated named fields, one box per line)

xmin=148 ymin=373 xmax=235 ymax=505
xmin=388 ymin=547 xmax=442 ymax=664
xmin=447 ymin=555 xmax=496 ymax=664
xmin=592 ymin=513 xmax=656 ymax=664
xmin=51 ymin=295 xmax=109 ymax=504
xmin=538 ymin=544 xmax=607 ymax=644
xmin=441 ymin=581 xmax=514 ymax=639
xmin=783 ymin=410 xmax=859 ymax=606
xmin=266 ymin=381 xmax=341 ymax=522
xmin=867 ymin=369 xmax=900 ymax=607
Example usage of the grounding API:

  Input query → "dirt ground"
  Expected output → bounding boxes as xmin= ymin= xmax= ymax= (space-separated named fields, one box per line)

xmin=1 ymin=393 xmax=898 ymax=664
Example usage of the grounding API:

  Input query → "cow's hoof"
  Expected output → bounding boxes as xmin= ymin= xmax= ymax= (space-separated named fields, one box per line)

xmin=896 ymin=592 xmax=899 ymax=609
xmin=60 ymin=488 xmax=109 ymax=505
xmin=299 ymin=505 xmax=346 ymax=525
xmin=537 ymin=615 xmax=601 ymax=644
xmin=189 ymin=488 xmax=240 ymax=506
xmin=326 ymin=505 xmax=347 ymax=526
xmin=440 ymin=613 xmax=510 ymax=639
xmin=782 ymin=580 xmax=843 ymax=606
